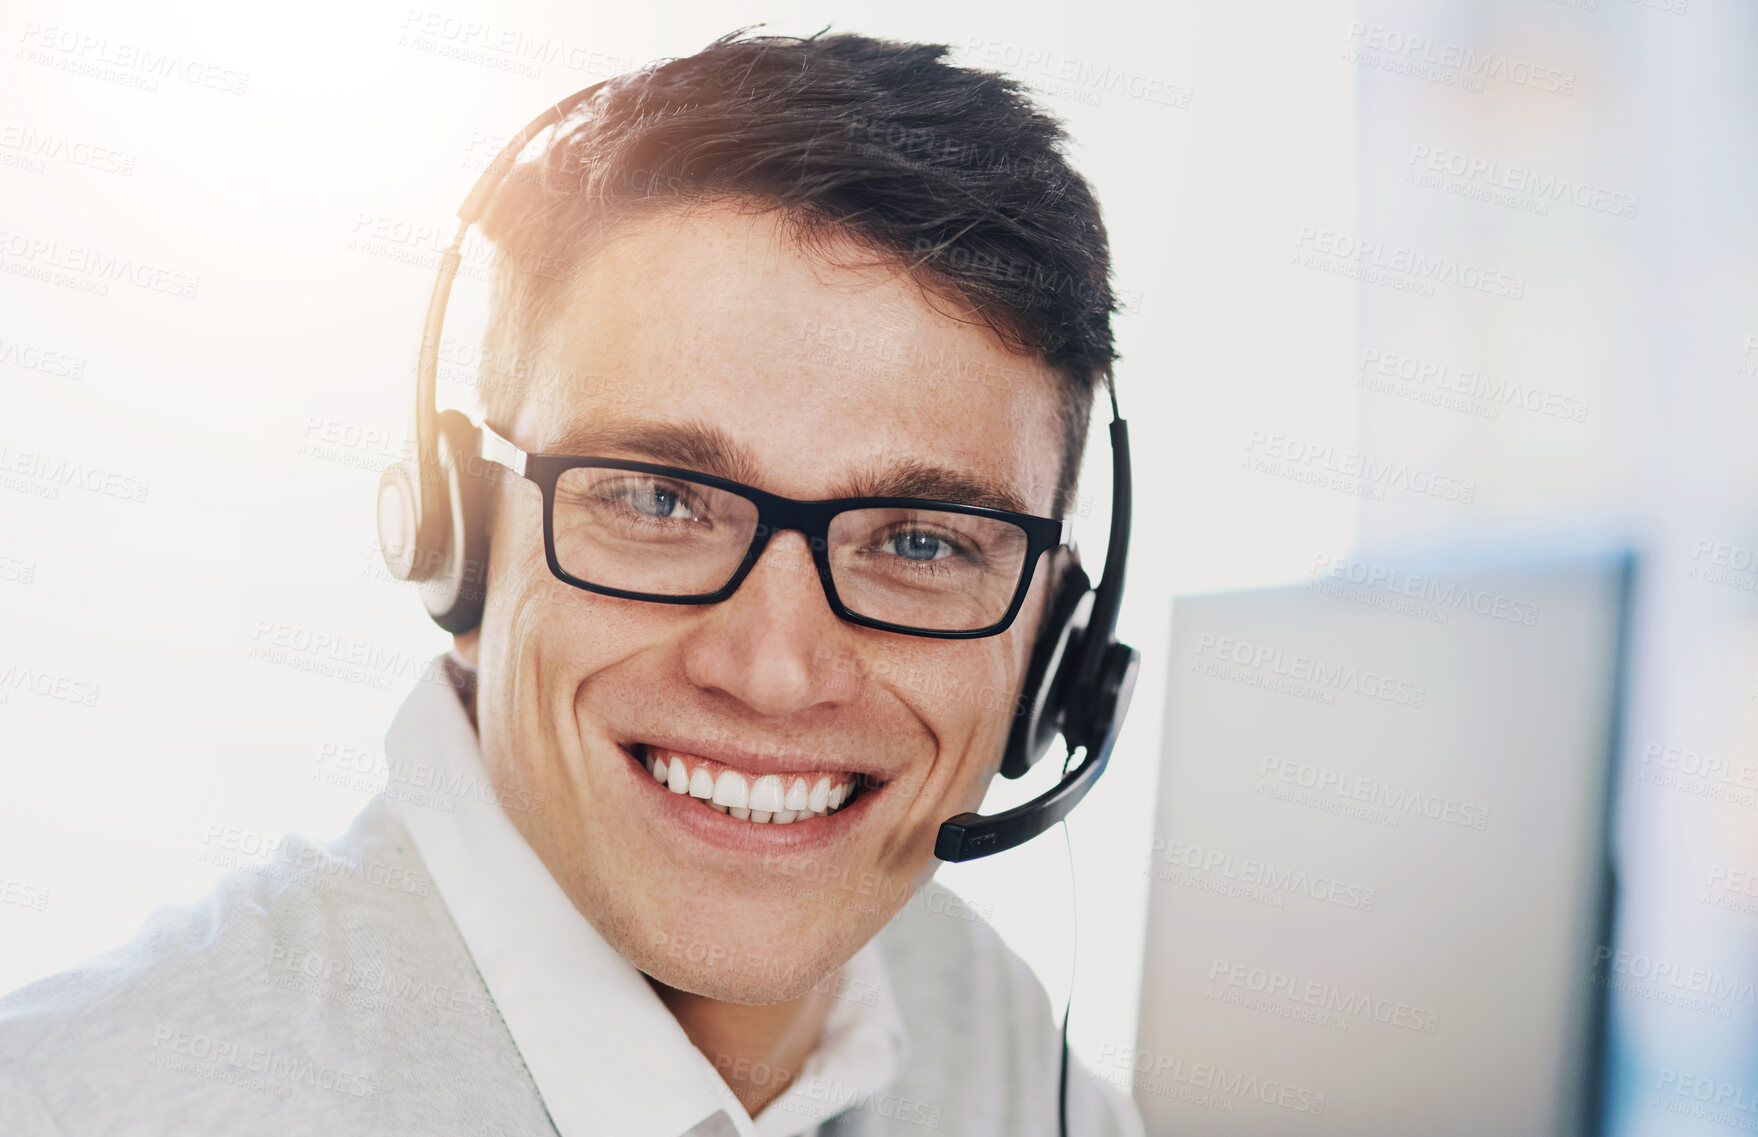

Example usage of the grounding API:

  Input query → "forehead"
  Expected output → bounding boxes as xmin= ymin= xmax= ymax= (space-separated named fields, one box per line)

xmin=515 ymin=203 xmax=1069 ymax=516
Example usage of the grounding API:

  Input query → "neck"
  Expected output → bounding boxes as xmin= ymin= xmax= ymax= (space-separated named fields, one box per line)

xmin=452 ymin=635 xmax=835 ymax=1117
xmin=648 ymin=976 xmax=837 ymax=1117
xmin=441 ymin=650 xmax=480 ymax=731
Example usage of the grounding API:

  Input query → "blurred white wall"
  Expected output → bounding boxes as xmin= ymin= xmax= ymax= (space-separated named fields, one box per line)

xmin=1350 ymin=2 xmax=1758 ymax=1133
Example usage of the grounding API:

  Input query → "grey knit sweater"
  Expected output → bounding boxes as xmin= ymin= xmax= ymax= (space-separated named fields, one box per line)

xmin=0 ymin=794 xmax=1143 ymax=1136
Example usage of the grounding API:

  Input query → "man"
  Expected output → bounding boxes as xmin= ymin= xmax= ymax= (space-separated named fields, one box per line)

xmin=0 ymin=30 xmax=1142 ymax=1136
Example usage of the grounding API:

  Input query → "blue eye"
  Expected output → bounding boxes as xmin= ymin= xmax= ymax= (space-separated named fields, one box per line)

xmin=890 ymin=532 xmax=950 ymax=561
xmin=607 ymin=480 xmax=701 ymax=521
xmin=634 ymin=486 xmax=681 ymax=517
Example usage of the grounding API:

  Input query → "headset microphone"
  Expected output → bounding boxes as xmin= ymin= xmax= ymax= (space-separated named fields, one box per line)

xmin=376 ymin=79 xmax=1139 ymax=864
xmin=377 ymin=70 xmax=1138 ymax=1137
xmin=933 ymin=405 xmax=1139 ymax=862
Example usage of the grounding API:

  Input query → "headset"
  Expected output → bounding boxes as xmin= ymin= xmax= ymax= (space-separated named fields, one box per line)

xmin=376 ymin=74 xmax=1141 ymax=1136
xmin=379 ymin=86 xmax=1139 ymax=1131
xmin=377 ymin=77 xmax=1140 ymax=868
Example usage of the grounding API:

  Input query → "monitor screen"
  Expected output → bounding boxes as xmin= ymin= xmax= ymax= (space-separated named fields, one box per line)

xmin=1132 ymin=552 xmax=1629 ymax=1136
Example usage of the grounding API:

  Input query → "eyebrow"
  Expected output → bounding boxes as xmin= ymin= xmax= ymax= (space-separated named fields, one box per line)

xmin=532 ymin=418 xmax=1033 ymax=514
xmin=842 ymin=458 xmax=1031 ymax=515
xmin=539 ymin=419 xmax=765 ymax=487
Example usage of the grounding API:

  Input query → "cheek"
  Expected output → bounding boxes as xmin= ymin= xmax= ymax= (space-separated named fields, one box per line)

xmin=478 ymin=485 xmax=694 ymax=730
xmin=478 ymin=493 xmax=549 ymax=669
xmin=479 ymin=487 xmax=609 ymax=719
xmin=943 ymin=574 xmax=1055 ymax=777
xmin=910 ymin=635 xmax=1035 ymax=796
xmin=483 ymin=483 xmax=610 ymax=645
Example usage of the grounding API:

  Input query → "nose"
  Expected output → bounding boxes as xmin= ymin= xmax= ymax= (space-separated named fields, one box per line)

xmin=679 ymin=530 xmax=860 ymax=717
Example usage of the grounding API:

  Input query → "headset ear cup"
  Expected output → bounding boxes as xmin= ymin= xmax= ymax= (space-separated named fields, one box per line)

xmin=375 ymin=460 xmax=425 ymax=581
xmin=417 ymin=409 xmax=490 ymax=634
xmin=1070 ymin=640 xmax=1140 ymax=760
xmin=1000 ymin=560 xmax=1093 ymax=780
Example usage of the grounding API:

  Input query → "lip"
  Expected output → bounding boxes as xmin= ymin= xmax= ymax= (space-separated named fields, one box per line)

xmin=618 ymin=742 xmax=884 ymax=855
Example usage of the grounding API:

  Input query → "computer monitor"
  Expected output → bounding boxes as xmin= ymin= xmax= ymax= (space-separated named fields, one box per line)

xmin=1131 ymin=551 xmax=1630 ymax=1136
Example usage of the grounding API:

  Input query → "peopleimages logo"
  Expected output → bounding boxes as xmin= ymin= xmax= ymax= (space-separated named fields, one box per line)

xmin=1244 ymin=429 xmax=1479 ymax=504
xmin=1293 ymin=227 xmax=1527 ymax=300
xmin=1406 ymin=145 xmax=1640 ymax=220
xmin=1310 ymin=553 xmax=1541 ymax=626
xmin=0 ymin=662 xmax=100 ymax=708
xmin=149 ymin=1028 xmax=376 ymax=1097
xmin=813 ymin=646 xmax=1028 ymax=719
xmin=1637 ymin=740 xmax=1758 ymax=810
xmin=791 ymin=1076 xmax=944 ymax=1130
xmin=0 ymin=125 xmax=137 ymax=176
xmin=0 ymin=875 xmax=51 ymax=911
xmin=1356 ymin=347 xmax=1590 ymax=425
xmin=1592 ymin=946 xmax=1757 ymax=1017
xmin=1343 ymin=23 xmax=1577 ymax=95
xmin=1094 ymin=1044 xmax=1327 ymax=1114
xmin=1193 ymin=632 xmax=1428 ymax=707
xmin=958 ymin=38 xmax=1193 ymax=109
xmin=397 ymin=9 xmax=637 ymax=80
xmin=15 ymin=23 xmax=251 ymax=94
xmin=0 ymin=444 xmax=150 ymax=503
xmin=1656 ymin=1070 xmax=1758 ymax=1122
xmin=0 ymin=335 xmax=86 ymax=379
xmin=1209 ymin=957 xmax=1442 ymax=1034
xmin=1146 ymin=838 xmax=1378 ymax=911
xmin=0 ymin=229 xmax=200 ymax=299
xmin=1257 ymin=755 xmax=1492 ymax=831
xmin=1707 ymin=865 xmax=1758 ymax=898
xmin=245 ymin=621 xmax=447 ymax=692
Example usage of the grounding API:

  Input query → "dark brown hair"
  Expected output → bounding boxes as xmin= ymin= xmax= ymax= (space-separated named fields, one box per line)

xmin=477 ymin=28 xmax=1117 ymax=513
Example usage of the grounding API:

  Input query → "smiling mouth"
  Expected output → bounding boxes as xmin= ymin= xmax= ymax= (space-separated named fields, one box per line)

xmin=628 ymin=743 xmax=870 ymax=825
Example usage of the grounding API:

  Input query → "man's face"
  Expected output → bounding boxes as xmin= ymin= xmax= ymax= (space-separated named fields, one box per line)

xmin=471 ymin=203 xmax=1067 ymax=1003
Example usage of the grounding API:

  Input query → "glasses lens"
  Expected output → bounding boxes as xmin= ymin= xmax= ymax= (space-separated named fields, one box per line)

xmin=827 ymin=507 xmax=1031 ymax=632
xmin=552 ymin=467 xmax=758 ymax=595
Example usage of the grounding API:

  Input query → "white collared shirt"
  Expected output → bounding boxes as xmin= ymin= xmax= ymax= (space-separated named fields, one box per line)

xmin=384 ymin=668 xmax=911 ymax=1137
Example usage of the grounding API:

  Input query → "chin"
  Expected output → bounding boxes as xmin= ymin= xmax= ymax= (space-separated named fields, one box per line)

xmin=623 ymin=896 xmax=866 ymax=1004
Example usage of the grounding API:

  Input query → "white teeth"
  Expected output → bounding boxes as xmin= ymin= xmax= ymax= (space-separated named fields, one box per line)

xmin=749 ymin=775 xmax=785 ymax=813
xmin=644 ymin=748 xmax=866 ymax=824
xmin=712 ymin=770 xmax=749 ymax=809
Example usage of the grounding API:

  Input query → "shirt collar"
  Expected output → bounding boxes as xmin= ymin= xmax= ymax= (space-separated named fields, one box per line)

xmin=759 ymin=936 xmax=910 ymax=1137
xmin=384 ymin=667 xmax=908 ymax=1137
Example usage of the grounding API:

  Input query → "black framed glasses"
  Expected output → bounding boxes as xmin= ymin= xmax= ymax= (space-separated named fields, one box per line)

xmin=476 ymin=423 xmax=1070 ymax=638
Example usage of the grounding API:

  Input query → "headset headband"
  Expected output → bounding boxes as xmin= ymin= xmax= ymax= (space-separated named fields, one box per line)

xmin=398 ymin=82 xmax=613 ymax=555
xmin=384 ymin=75 xmax=1137 ymax=864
